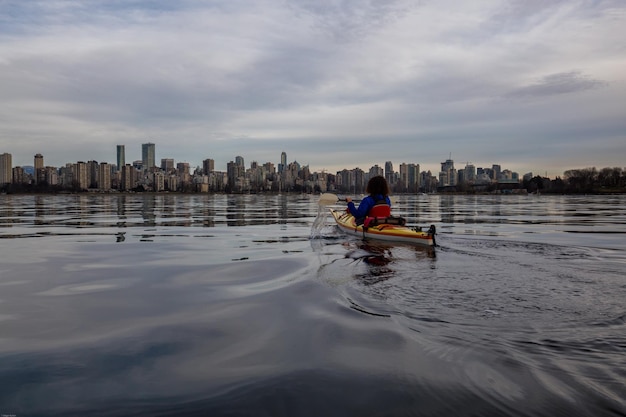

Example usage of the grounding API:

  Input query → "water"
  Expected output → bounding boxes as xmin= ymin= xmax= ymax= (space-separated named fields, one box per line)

xmin=0 ymin=193 xmax=624 ymax=416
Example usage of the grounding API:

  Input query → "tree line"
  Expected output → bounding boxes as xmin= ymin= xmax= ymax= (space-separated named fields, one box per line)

xmin=524 ymin=167 xmax=626 ymax=194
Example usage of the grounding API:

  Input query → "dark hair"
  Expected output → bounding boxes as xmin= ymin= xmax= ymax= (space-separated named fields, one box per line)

xmin=366 ymin=176 xmax=390 ymax=197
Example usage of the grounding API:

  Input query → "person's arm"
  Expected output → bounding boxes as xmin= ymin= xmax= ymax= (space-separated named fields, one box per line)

xmin=347 ymin=196 xmax=374 ymax=218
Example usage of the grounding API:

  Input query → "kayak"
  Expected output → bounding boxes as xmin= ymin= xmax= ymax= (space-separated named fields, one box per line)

xmin=330 ymin=209 xmax=436 ymax=246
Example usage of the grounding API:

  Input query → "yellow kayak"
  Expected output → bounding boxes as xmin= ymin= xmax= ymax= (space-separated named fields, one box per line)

xmin=330 ymin=209 xmax=436 ymax=246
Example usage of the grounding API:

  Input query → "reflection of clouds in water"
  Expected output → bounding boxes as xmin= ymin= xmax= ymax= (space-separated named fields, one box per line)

xmin=37 ymin=279 xmax=136 ymax=296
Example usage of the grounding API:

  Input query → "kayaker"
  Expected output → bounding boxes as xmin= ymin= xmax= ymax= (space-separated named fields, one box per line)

xmin=346 ymin=176 xmax=392 ymax=222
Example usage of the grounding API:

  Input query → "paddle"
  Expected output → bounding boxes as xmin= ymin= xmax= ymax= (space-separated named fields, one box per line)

xmin=318 ymin=193 xmax=341 ymax=205
xmin=317 ymin=193 xmax=399 ymax=205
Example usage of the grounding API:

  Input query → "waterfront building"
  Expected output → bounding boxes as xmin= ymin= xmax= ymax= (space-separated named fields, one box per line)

xmin=44 ymin=167 xmax=59 ymax=186
xmin=464 ymin=163 xmax=476 ymax=182
xmin=121 ymin=164 xmax=135 ymax=191
xmin=74 ymin=162 xmax=89 ymax=190
xmin=34 ymin=153 xmax=44 ymax=184
xmin=408 ymin=163 xmax=420 ymax=192
xmin=399 ymin=163 xmax=408 ymax=190
xmin=88 ymin=160 xmax=99 ymax=188
xmin=0 ymin=153 xmax=12 ymax=185
xmin=177 ymin=162 xmax=191 ymax=188
xmin=116 ymin=145 xmax=125 ymax=171
xmin=142 ymin=143 xmax=156 ymax=171
xmin=385 ymin=161 xmax=394 ymax=185
xmin=161 ymin=158 xmax=175 ymax=172
xmin=369 ymin=164 xmax=384 ymax=178
xmin=167 ymin=175 xmax=178 ymax=192
xmin=227 ymin=161 xmax=244 ymax=191
xmin=492 ymin=164 xmax=501 ymax=181
xmin=263 ymin=162 xmax=275 ymax=176
xmin=439 ymin=158 xmax=457 ymax=187
xmin=501 ymin=169 xmax=513 ymax=180
xmin=202 ymin=158 xmax=214 ymax=174
xmin=354 ymin=167 xmax=365 ymax=193
xmin=153 ymin=171 xmax=165 ymax=192
xmin=98 ymin=163 xmax=111 ymax=190
xmin=12 ymin=166 xmax=25 ymax=184
xmin=59 ymin=163 xmax=73 ymax=187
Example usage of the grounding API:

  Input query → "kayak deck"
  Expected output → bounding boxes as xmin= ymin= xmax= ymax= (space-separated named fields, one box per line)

xmin=330 ymin=209 xmax=435 ymax=246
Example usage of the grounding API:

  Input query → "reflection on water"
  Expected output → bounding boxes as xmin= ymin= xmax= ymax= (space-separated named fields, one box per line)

xmin=0 ymin=193 xmax=625 ymax=416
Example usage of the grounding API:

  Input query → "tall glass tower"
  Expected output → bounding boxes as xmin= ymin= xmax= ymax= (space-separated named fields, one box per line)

xmin=116 ymin=145 xmax=125 ymax=171
xmin=385 ymin=161 xmax=394 ymax=184
xmin=142 ymin=143 xmax=156 ymax=171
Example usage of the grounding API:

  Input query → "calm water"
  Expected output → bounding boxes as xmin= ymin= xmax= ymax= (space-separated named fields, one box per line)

xmin=0 ymin=193 xmax=624 ymax=416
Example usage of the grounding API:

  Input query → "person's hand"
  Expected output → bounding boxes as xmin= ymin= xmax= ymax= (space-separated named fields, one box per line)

xmin=345 ymin=197 xmax=352 ymax=203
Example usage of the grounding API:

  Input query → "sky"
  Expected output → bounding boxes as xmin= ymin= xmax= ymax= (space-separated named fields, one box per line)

xmin=1 ymin=0 xmax=625 ymax=178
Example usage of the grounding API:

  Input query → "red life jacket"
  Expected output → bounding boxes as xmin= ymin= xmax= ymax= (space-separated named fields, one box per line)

xmin=368 ymin=200 xmax=391 ymax=217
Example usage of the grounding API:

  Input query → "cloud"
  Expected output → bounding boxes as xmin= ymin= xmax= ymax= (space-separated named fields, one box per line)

xmin=0 ymin=0 xmax=625 ymax=178
xmin=505 ymin=71 xmax=606 ymax=98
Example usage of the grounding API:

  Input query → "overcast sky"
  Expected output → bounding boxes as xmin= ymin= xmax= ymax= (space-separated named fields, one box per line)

xmin=1 ymin=0 xmax=625 ymax=177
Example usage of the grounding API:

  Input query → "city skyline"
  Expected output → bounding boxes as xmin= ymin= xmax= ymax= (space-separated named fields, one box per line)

xmin=1 ymin=2 xmax=625 ymax=177
xmin=2 ymin=145 xmax=539 ymax=180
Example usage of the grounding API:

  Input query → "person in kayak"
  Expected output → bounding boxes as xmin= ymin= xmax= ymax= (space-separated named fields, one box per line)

xmin=346 ymin=176 xmax=391 ymax=222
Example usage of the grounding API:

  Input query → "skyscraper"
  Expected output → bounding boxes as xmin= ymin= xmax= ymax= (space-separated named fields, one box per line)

xmin=279 ymin=151 xmax=287 ymax=173
xmin=142 ymin=143 xmax=156 ymax=171
xmin=99 ymin=163 xmax=111 ymax=190
xmin=34 ymin=153 xmax=44 ymax=184
xmin=385 ymin=161 xmax=394 ymax=185
xmin=116 ymin=145 xmax=125 ymax=171
xmin=203 ymin=158 xmax=214 ymax=174
xmin=0 ymin=153 xmax=12 ymax=185
xmin=161 ymin=158 xmax=174 ymax=172
xmin=439 ymin=158 xmax=456 ymax=187
xmin=492 ymin=164 xmax=501 ymax=181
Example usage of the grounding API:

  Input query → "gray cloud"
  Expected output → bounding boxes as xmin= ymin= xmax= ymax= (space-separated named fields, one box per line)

xmin=0 ymin=0 xmax=625 ymax=178
xmin=505 ymin=71 xmax=606 ymax=98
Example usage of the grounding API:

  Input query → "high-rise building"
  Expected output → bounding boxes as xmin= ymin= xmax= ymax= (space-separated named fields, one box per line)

xmin=235 ymin=155 xmax=244 ymax=167
xmin=0 ymin=153 xmax=12 ymax=185
xmin=408 ymin=163 xmax=420 ymax=191
xmin=227 ymin=160 xmax=246 ymax=189
xmin=99 ymin=163 xmax=111 ymax=190
xmin=492 ymin=164 xmax=501 ymax=180
xmin=279 ymin=151 xmax=287 ymax=173
xmin=464 ymin=163 xmax=476 ymax=182
xmin=34 ymin=153 xmax=44 ymax=170
xmin=399 ymin=163 xmax=408 ymax=189
xmin=177 ymin=162 xmax=190 ymax=185
xmin=369 ymin=165 xmax=384 ymax=178
xmin=142 ymin=143 xmax=156 ymax=171
xmin=203 ymin=158 xmax=214 ymax=174
xmin=116 ymin=145 xmax=125 ymax=171
xmin=12 ymin=166 xmax=25 ymax=184
xmin=88 ymin=160 xmax=99 ymax=188
xmin=73 ymin=162 xmax=89 ymax=190
xmin=34 ymin=153 xmax=44 ymax=184
xmin=161 ymin=158 xmax=175 ymax=172
xmin=385 ymin=161 xmax=394 ymax=185
xmin=263 ymin=162 xmax=275 ymax=175
xmin=120 ymin=164 xmax=132 ymax=190
xmin=439 ymin=158 xmax=456 ymax=187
